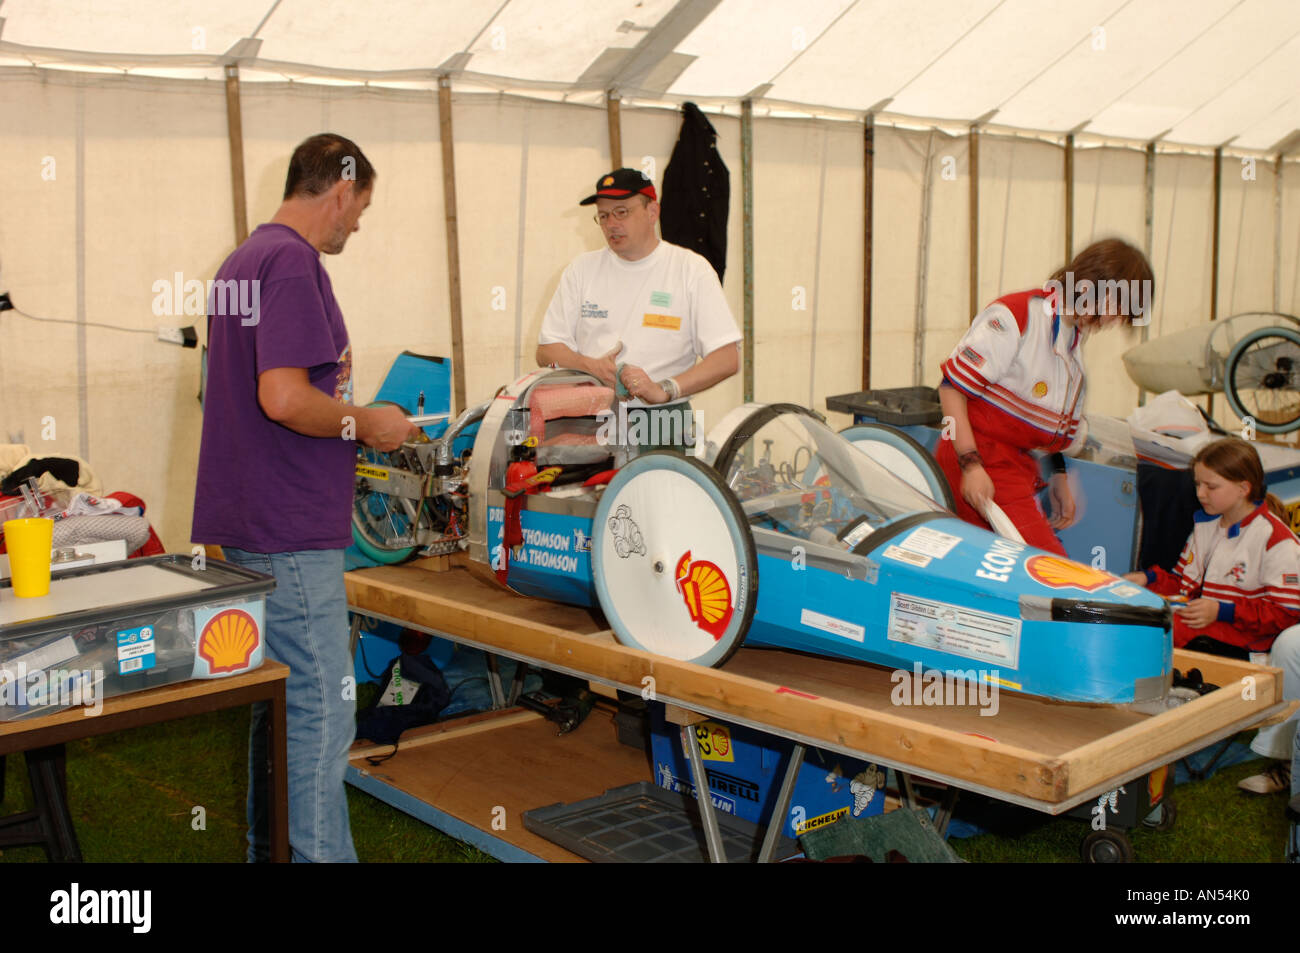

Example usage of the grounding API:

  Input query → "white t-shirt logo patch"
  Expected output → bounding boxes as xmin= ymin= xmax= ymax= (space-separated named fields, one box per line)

xmin=581 ymin=300 xmax=608 ymax=320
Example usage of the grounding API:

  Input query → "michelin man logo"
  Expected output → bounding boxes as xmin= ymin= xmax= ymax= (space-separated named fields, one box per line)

xmin=1091 ymin=785 xmax=1126 ymax=830
xmin=849 ymin=764 xmax=885 ymax=816
xmin=1099 ymin=785 xmax=1125 ymax=813
xmin=658 ymin=763 xmax=675 ymax=788
xmin=608 ymin=504 xmax=646 ymax=558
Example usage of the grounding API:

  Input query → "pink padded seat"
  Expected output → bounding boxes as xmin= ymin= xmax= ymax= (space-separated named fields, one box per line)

xmin=528 ymin=385 xmax=615 ymax=444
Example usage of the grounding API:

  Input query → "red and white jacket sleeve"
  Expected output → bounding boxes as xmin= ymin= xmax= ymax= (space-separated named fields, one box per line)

xmin=1144 ymin=534 xmax=1198 ymax=598
xmin=941 ymin=304 xmax=1022 ymax=399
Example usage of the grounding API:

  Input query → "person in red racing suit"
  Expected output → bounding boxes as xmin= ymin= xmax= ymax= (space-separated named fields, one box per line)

xmin=937 ymin=239 xmax=1154 ymax=555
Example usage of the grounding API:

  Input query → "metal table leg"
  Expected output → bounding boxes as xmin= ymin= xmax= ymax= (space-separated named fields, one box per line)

xmin=507 ymin=664 xmax=528 ymax=706
xmin=899 ymin=771 xmax=959 ymax=838
xmin=348 ymin=613 xmax=363 ymax=659
xmin=758 ymin=743 xmax=805 ymax=863
xmin=682 ymin=724 xmax=727 ymax=863
xmin=485 ymin=654 xmax=506 ymax=709
xmin=899 ymin=771 xmax=919 ymax=811
xmin=932 ymin=786 xmax=959 ymax=838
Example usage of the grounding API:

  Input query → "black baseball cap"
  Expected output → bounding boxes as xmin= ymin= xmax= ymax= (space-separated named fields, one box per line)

xmin=579 ymin=168 xmax=658 ymax=205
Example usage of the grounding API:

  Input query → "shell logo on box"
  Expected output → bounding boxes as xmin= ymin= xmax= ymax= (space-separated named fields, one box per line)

xmin=192 ymin=603 xmax=265 ymax=678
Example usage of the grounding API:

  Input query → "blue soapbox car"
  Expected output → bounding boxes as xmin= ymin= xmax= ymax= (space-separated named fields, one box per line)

xmin=352 ymin=361 xmax=1173 ymax=706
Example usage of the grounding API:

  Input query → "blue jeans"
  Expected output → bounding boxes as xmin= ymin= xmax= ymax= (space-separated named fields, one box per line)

xmin=223 ymin=548 xmax=357 ymax=863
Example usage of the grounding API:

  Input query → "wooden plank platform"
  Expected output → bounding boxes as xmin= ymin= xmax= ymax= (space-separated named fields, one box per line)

xmin=345 ymin=565 xmax=1286 ymax=814
xmin=348 ymin=704 xmax=651 ymax=862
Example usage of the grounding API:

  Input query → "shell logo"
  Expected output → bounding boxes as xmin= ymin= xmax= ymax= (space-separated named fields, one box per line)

xmin=601 ymin=175 xmax=615 ymax=186
xmin=198 ymin=608 xmax=261 ymax=674
xmin=1032 ymin=381 xmax=1049 ymax=398
xmin=675 ymin=551 xmax=734 ymax=641
xmin=1025 ymin=555 xmax=1116 ymax=592
xmin=1147 ymin=764 xmax=1168 ymax=806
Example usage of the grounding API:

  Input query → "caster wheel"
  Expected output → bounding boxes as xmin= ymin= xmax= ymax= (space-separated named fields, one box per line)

xmin=592 ymin=450 xmax=756 ymax=667
xmin=1081 ymin=828 xmax=1134 ymax=863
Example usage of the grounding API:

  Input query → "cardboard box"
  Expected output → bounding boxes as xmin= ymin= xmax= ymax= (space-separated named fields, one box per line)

xmin=649 ymin=702 xmax=885 ymax=840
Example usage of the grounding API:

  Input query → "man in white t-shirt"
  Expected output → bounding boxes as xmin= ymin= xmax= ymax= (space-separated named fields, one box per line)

xmin=536 ymin=168 xmax=740 ymax=449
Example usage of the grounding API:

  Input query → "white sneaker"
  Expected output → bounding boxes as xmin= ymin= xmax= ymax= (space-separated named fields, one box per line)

xmin=1238 ymin=761 xmax=1291 ymax=795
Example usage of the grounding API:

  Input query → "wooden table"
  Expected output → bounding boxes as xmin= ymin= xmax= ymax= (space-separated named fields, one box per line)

xmin=345 ymin=564 xmax=1288 ymax=859
xmin=0 ymin=661 xmax=290 ymax=862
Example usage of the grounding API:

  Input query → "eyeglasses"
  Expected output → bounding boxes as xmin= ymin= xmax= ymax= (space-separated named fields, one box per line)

xmin=593 ymin=206 xmax=637 ymax=225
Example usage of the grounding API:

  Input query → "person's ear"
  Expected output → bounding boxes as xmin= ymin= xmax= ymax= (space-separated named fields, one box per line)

xmin=328 ymin=179 xmax=351 ymax=209
xmin=646 ymin=199 xmax=660 ymax=223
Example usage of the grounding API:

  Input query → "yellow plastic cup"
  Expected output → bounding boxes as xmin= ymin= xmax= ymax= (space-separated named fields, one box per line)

xmin=4 ymin=518 xmax=54 ymax=598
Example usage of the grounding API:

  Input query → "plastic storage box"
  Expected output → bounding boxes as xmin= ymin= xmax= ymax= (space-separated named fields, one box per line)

xmin=0 ymin=555 xmax=274 ymax=720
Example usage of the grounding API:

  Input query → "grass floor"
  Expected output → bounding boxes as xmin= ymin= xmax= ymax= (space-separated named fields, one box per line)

xmin=0 ymin=700 xmax=1291 ymax=863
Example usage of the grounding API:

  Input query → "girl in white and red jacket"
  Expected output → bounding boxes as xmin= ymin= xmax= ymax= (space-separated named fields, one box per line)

xmin=1125 ymin=437 xmax=1300 ymax=657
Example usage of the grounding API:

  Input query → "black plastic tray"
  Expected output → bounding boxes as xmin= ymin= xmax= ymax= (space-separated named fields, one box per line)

xmin=522 ymin=781 xmax=777 ymax=863
xmin=826 ymin=387 xmax=942 ymax=425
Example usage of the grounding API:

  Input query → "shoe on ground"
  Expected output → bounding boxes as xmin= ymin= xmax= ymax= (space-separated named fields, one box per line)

xmin=1238 ymin=761 xmax=1291 ymax=795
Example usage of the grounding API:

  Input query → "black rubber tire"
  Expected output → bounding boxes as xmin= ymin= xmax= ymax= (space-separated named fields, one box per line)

xmin=1081 ymin=828 xmax=1134 ymax=863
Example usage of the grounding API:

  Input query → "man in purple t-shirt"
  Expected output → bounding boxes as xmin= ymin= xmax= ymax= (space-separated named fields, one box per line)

xmin=193 ymin=133 xmax=416 ymax=862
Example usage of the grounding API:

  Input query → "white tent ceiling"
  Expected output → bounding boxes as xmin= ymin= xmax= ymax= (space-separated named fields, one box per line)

xmin=2 ymin=0 xmax=1299 ymax=152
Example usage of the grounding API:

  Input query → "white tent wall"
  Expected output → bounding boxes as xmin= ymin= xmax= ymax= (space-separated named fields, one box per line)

xmin=752 ymin=117 xmax=863 ymax=430
xmin=0 ymin=71 xmax=230 ymax=554
xmin=918 ymin=128 xmax=970 ymax=405
xmin=0 ymin=72 xmax=81 ymax=467
xmin=5 ymin=67 xmax=1300 ymax=552
xmin=977 ymin=136 xmax=1065 ymax=317
xmin=1284 ymin=157 xmax=1300 ymax=316
xmin=1069 ymin=145 xmax=1147 ymax=420
xmin=456 ymin=96 xmax=601 ymax=406
xmin=867 ymin=125 xmax=925 ymax=393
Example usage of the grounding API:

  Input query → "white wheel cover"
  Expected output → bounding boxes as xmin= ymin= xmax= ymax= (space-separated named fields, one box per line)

xmin=597 ymin=468 xmax=745 ymax=661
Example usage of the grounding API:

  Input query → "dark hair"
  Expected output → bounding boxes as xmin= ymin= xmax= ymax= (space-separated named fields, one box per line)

xmin=1047 ymin=238 xmax=1155 ymax=325
xmin=1193 ymin=437 xmax=1286 ymax=518
xmin=283 ymin=133 xmax=375 ymax=200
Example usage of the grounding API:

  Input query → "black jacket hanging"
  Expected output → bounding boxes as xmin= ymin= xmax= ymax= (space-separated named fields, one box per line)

xmin=660 ymin=102 xmax=729 ymax=283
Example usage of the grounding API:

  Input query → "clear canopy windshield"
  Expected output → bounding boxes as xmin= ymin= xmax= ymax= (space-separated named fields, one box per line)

xmin=719 ymin=410 xmax=946 ymax=550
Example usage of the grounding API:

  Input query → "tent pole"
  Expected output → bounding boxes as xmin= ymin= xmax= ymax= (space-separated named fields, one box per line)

xmin=1275 ymin=151 xmax=1283 ymax=312
xmin=439 ymin=76 xmax=467 ymax=415
xmin=1063 ymin=133 xmax=1074 ymax=263
xmin=741 ymin=99 xmax=755 ymax=403
xmin=223 ymin=64 xmax=249 ymax=245
xmin=607 ymin=90 xmax=622 ymax=167
xmin=1209 ymin=146 xmax=1222 ymax=420
xmin=969 ymin=124 xmax=979 ymax=321
xmin=914 ymin=131 xmax=936 ymax=387
xmin=1138 ymin=141 xmax=1156 ymax=407
xmin=862 ymin=113 xmax=874 ymax=391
